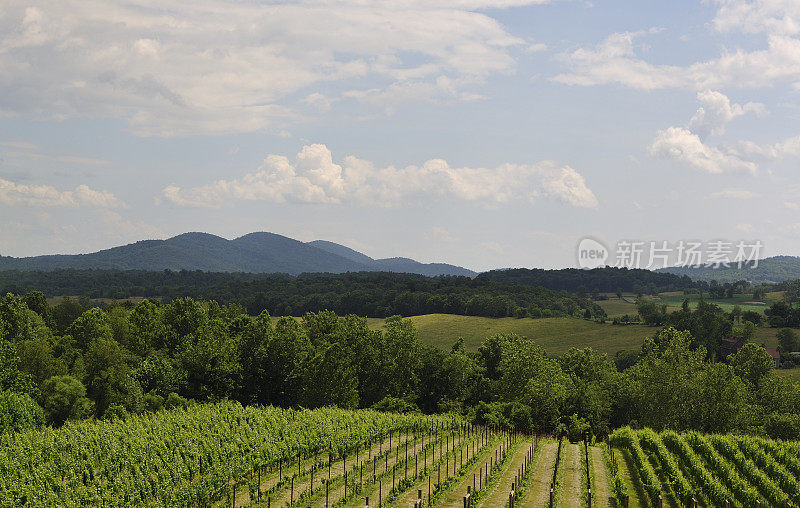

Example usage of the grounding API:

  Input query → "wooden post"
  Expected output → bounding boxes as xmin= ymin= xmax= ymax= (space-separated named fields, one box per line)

xmin=290 ymin=476 xmax=294 ymax=505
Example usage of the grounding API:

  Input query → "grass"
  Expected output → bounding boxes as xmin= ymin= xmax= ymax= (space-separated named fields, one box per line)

xmin=598 ymin=291 xmax=778 ymax=321
xmin=596 ymin=296 xmax=639 ymax=318
xmin=776 ymin=368 xmax=800 ymax=382
xmin=656 ymin=292 xmax=772 ymax=315
xmin=366 ymin=315 xmax=655 ymax=355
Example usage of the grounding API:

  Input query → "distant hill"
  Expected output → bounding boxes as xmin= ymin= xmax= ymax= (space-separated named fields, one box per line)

xmin=478 ymin=266 xmax=693 ymax=293
xmin=656 ymin=255 xmax=800 ymax=283
xmin=0 ymin=232 xmax=476 ymax=276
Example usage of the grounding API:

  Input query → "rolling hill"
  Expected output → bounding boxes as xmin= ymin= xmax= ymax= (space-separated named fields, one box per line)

xmin=657 ymin=255 xmax=800 ymax=283
xmin=0 ymin=232 xmax=476 ymax=276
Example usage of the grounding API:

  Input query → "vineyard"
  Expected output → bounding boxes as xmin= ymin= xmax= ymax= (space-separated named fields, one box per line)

xmin=8 ymin=404 xmax=800 ymax=508
xmin=609 ymin=427 xmax=800 ymax=507
xmin=0 ymin=401 xmax=616 ymax=508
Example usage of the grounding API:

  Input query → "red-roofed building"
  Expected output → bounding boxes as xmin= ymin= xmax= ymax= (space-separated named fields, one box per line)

xmin=765 ymin=348 xmax=781 ymax=369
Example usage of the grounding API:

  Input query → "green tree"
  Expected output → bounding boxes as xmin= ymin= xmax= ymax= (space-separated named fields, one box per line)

xmin=301 ymin=342 xmax=359 ymax=409
xmin=40 ymin=375 xmax=93 ymax=426
xmin=178 ymin=319 xmax=240 ymax=401
xmin=0 ymin=340 xmax=36 ymax=396
xmin=66 ymin=308 xmax=114 ymax=350
xmin=16 ymin=333 xmax=65 ymax=386
xmin=0 ymin=390 xmax=44 ymax=434
xmin=22 ymin=291 xmax=53 ymax=328
xmin=383 ymin=316 xmax=423 ymax=400
xmin=129 ymin=299 xmax=170 ymax=354
xmin=688 ymin=363 xmax=750 ymax=432
xmin=84 ymin=337 xmax=142 ymax=416
xmin=617 ymin=327 xmax=706 ymax=430
xmin=777 ymin=328 xmax=800 ymax=353
xmin=729 ymin=343 xmax=775 ymax=388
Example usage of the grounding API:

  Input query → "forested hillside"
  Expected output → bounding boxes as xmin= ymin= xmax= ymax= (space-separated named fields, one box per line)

xmin=0 ymin=270 xmax=603 ymax=319
xmin=658 ymin=255 xmax=800 ymax=283
xmin=479 ymin=266 xmax=693 ymax=293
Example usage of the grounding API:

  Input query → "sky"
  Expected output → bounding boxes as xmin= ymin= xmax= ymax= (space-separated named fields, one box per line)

xmin=2 ymin=0 xmax=800 ymax=271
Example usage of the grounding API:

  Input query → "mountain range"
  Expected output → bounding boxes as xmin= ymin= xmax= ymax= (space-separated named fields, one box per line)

xmin=0 ymin=232 xmax=476 ymax=276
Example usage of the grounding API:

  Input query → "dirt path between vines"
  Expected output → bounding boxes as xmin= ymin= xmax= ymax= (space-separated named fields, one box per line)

xmin=477 ymin=440 xmax=532 ymax=508
xmin=589 ymin=447 xmax=613 ymax=508
xmin=558 ymin=444 xmax=583 ymax=508
xmin=518 ymin=441 xmax=557 ymax=508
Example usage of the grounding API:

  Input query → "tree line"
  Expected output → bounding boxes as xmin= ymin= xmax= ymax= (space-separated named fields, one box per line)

xmin=0 ymin=270 xmax=604 ymax=319
xmin=2 ymin=292 xmax=798 ymax=440
xmin=478 ymin=266 xmax=694 ymax=294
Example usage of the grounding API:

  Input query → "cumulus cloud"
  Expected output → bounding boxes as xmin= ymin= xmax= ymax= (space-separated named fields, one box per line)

xmin=0 ymin=179 xmax=125 ymax=208
xmin=688 ymin=90 xmax=765 ymax=139
xmin=161 ymin=144 xmax=598 ymax=209
xmin=649 ymin=127 xmax=757 ymax=174
xmin=711 ymin=0 xmax=800 ymax=35
xmin=0 ymin=0 xmax=546 ymax=136
xmin=648 ymin=90 xmax=786 ymax=174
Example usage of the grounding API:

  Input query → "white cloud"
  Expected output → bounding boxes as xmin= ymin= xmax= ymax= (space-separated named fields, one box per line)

xmin=0 ymin=179 xmax=125 ymax=208
xmin=553 ymin=30 xmax=800 ymax=90
xmin=649 ymin=126 xmax=757 ymax=174
xmin=648 ymin=90 xmax=796 ymax=174
xmin=710 ymin=188 xmax=761 ymax=199
xmin=688 ymin=90 xmax=765 ymax=139
xmin=161 ymin=143 xmax=598 ymax=209
xmin=0 ymin=0 xmax=544 ymax=136
xmin=711 ymin=0 xmax=800 ymax=36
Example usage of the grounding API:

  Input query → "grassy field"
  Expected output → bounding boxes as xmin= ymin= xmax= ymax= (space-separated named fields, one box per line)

xmin=366 ymin=314 xmax=656 ymax=355
xmin=776 ymin=368 xmax=800 ymax=382
xmin=366 ymin=314 xmax=780 ymax=354
xmin=597 ymin=290 xmax=782 ymax=319
xmin=657 ymin=291 xmax=772 ymax=314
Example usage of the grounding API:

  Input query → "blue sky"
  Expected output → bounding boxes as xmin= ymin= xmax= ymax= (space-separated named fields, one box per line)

xmin=2 ymin=0 xmax=800 ymax=271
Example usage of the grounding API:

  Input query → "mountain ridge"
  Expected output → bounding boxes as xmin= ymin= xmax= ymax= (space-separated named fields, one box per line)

xmin=655 ymin=255 xmax=800 ymax=283
xmin=0 ymin=232 xmax=476 ymax=276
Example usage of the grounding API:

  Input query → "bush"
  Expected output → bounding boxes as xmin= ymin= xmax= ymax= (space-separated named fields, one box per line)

xmin=164 ymin=392 xmax=190 ymax=410
xmin=564 ymin=413 xmax=590 ymax=443
xmin=370 ymin=396 xmax=419 ymax=414
xmin=143 ymin=392 xmax=165 ymax=412
xmin=0 ymin=390 xmax=45 ymax=434
xmin=764 ymin=413 xmax=800 ymax=440
xmin=103 ymin=403 xmax=129 ymax=421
